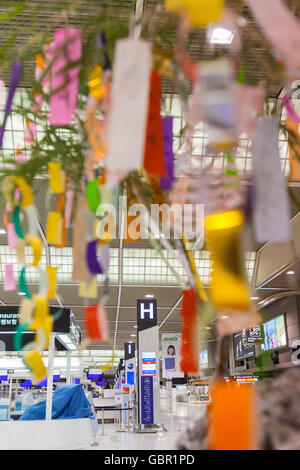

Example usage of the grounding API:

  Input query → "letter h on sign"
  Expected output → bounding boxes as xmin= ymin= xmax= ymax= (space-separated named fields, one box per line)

xmin=137 ymin=299 xmax=157 ymax=332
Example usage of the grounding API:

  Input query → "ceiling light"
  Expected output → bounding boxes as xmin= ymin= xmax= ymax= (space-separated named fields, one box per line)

xmin=130 ymin=334 xmax=136 ymax=337
xmin=209 ymin=26 xmax=233 ymax=45
xmin=18 ymin=292 xmax=25 ymax=296
xmin=287 ymin=271 xmax=295 ymax=275
xmin=250 ymin=296 xmax=259 ymax=300
xmin=145 ymin=294 xmax=154 ymax=298
xmin=221 ymin=315 xmax=229 ymax=319
xmin=133 ymin=325 xmax=137 ymax=328
xmin=205 ymin=326 xmax=212 ymax=330
xmin=0 ymin=229 xmax=6 ymax=235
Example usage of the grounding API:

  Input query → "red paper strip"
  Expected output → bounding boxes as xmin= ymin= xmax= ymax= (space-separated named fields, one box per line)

xmin=180 ymin=288 xmax=199 ymax=375
xmin=143 ymin=71 xmax=166 ymax=177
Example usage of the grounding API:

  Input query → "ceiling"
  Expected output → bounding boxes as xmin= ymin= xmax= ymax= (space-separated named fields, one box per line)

xmin=0 ymin=1 xmax=300 ymax=364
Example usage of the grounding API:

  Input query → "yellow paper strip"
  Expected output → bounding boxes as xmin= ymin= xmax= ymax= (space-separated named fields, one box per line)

xmin=46 ymin=212 xmax=62 ymax=245
xmin=46 ymin=266 xmax=57 ymax=299
xmin=48 ymin=162 xmax=65 ymax=193
xmin=24 ymin=351 xmax=47 ymax=382
xmin=11 ymin=176 xmax=34 ymax=209
xmin=78 ymin=277 xmax=98 ymax=299
xmin=25 ymin=235 xmax=42 ymax=267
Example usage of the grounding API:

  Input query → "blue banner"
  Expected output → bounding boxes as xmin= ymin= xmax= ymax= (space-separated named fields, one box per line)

xmin=141 ymin=376 xmax=154 ymax=424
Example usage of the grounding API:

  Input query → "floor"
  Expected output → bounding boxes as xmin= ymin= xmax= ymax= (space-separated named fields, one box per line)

xmin=89 ymin=399 xmax=207 ymax=450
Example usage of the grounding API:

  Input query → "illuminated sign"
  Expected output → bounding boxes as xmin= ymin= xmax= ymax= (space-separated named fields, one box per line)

xmin=137 ymin=299 xmax=157 ymax=331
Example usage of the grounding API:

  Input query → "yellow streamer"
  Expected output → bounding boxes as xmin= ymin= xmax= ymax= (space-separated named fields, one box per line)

xmin=24 ymin=351 xmax=47 ymax=383
xmin=48 ymin=162 xmax=65 ymax=194
xmin=25 ymin=235 xmax=42 ymax=267
xmin=46 ymin=212 xmax=62 ymax=245
xmin=46 ymin=266 xmax=57 ymax=299
xmin=11 ymin=176 xmax=33 ymax=209
xmin=19 ymin=297 xmax=35 ymax=325
xmin=78 ymin=277 xmax=98 ymax=299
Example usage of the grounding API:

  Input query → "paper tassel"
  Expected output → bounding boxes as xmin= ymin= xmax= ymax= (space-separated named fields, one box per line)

xmin=143 ymin=70 xmax=166 ymax=177
xmin=180 ymin=289 xmax=199 ymax=376
xmin=86 ymin=179 xmax=100 ymax=213
xmin=286 ymin=117 xmax=300 ymax=179
xmin=4 ymin=264 xmax=16 ymax=291
xmin=49 ymin=28 xmax=82 ymax=126
xmin=207 ymin=381 xmax=258 ymax=450
xmin=160 ymin=116 xmax=174 ymax=190
xmin=106 ymin=38 xmax=152 ymax=175
xmin=11 ymin=176 xmax=33 ymax=209
xmin=85 ymin=303 xmax=108 ymax=341
xmin=19 ymin=297 xmax=35 ymax=325
xmin=25 ymin=235 xmax=42 ymax=267
xmin=252 ymin=116 xmax=290 ymax=243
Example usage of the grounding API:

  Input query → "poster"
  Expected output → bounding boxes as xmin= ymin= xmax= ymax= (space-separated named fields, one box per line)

xmin=161 ymin=333 xmax=184 ymax=379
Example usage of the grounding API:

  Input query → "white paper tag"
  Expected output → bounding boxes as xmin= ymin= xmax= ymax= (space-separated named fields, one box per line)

xmin=252 ymin=116 xmax=290 ymax=242
xmin=106 ymin=38 xmax=152 ymax=173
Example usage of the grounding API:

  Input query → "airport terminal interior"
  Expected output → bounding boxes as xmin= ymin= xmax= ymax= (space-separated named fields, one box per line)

xmin=0 ymin=0 xmax=300 ymax=452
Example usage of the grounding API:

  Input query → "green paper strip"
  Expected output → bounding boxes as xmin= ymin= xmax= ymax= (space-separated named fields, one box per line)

xmin=86 ymin=179 xmax=100 ymax=213
xmin=13 ymin=206 xmax=24 ymax=239
xmin=19 ymin=267 xmax=32 ymax=299
xmin=13 ymin=322 xmax=30 ymax=354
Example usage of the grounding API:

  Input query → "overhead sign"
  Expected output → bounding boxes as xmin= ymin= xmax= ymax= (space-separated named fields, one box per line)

xmin=137 ymin=299 xmax=157 ymax=332
xmin=161 ymin=333 xmax=184 ymax=379
xmin=124 ymin=342 xmax=135 ymax=361
xmin=242 ymin=326 xmax=263 ymax=344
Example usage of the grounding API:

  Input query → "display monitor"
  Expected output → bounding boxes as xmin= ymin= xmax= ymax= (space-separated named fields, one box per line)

xmin=74 ymin=378 xmax=80 ymax=384
xmin=53 ymin=369 xmax=60 ymax=381
xmin=96 ymin=378 xmax=106 ymax=386
xmin=199 ymin=349 xmax=208 ymax=368
xmin=0 ymin=370 xmax=8 ymax=381
xmin=20 ymin=380 xmax=32 ymax=387
xmin=234 ymin=333 xmax=255 ymax=360
xmin=88 ymin=368 xmax=102 ymax=380
xmin=262 ymin=314 xmax=287 ymax=351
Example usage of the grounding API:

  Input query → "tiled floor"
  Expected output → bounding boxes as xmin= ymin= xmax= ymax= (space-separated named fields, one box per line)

xmin=89 ymin=400 xmax=207 ymax=450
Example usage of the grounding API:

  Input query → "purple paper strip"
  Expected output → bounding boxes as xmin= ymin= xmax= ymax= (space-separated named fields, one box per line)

xmin=160 ymin=116 xmax=174 ymax=191
xmin=0 ymin=60 xmax=22 ymax=149
xmin=86 ymin=240 xmax=103 ymax=275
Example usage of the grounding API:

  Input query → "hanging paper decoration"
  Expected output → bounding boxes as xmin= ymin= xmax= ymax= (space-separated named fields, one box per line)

xmin=49 ymin=27 xmax=82 ymax=126
xmin=46 ymin=211 xmax=63 ymax=245
xmin=180 ymin=288 xmax=199 ymax=375
xmin=143 ymin=70 xmax=166 ymax=177
xmin=79 ymin=277 xmax=98 ymax=299
xmin=24 ymin=120 xmax=37 ymax=144
xmin=207 ymin=381 xmax=258 ymax=450
xmin=160 ymin=116 xmax=174 ymax=191
xmin=4 ymin=264 xmax=16 ymax=291
xmin=286 ymin=117 xmax=300 ymax=180
xmin=48 ymin=162 xmax=65 ymax=194
xmin=246 ymin=0 xmax=300 ymax=73
xmin=7 ymin=223 xmax=17 ymax=249
xmin=0 ymin=59 xmax=21 ymax=149
xmin=106 ymin=38 xmax=152 ymax=176
xmin=72 ymin=195 xmax=90 ymax=282
xmin=86 ymin=179 xmax=100 ymax=213
xmin=252 ymin=116 xmax=290 ymax=243
xmin=84 ymin=303 xmax=108 ymax=342
xmin=165 ymin=0 xmax=224 ymax=27
xmin=24 ymin=351 xmax=48 ymax=383
xmin=201 ymin=59 xmax=238 ymax=151
xmin=46 ymin=266 xmax=57 ymax=299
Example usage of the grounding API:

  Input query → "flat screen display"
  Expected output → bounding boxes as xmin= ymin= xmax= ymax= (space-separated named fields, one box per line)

xmin=88 ymin=368 xmax=102 ymax=380
xmin=20 ymin=380 xmax=32 ymax=387
xmin=199 ymin=349 xmax=208 ymax=368
xmin=53 ymin=369 xmax=60 ymax=381
xmin=0 ymin=370 xmax=8 ymax=381
xmin=96 ymin=378 xmax=106 ymax=386
xmin=234 ymin=333 xmax=255 ymax=360
xmin=262 ymin=314 xmax=287 ymax=351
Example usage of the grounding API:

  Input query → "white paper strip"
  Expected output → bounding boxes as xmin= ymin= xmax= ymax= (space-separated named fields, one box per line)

xmin=252 ymin=116 xmax=290 ymax=243
xmin=106 ymin=38 xmax=152 ymax=174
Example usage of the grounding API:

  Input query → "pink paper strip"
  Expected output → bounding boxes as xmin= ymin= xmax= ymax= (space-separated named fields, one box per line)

xmin=16 ymin=153 xmax=27 ymax=163
xmin=24 ymin=121 xmax=37 ymax=144
xmin=8 ymin=223 xmax=17 ymax=249
xmin=4 ymin=264 xmax=16 ymax=291
xmin=246 ymin=0 xmax=300 ymax=71
xmin=49 ymin=28 xmax=82 ymax=126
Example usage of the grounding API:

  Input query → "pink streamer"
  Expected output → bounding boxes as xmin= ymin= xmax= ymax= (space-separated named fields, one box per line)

xmin=24 ymin=121 xmax=37 ymax=144
xmin=246 ymin=0 xmax=300 ymax=72
xmin=4 ymin=264 xmax=16 ymax=291
xmin=8 ymin=223 xmax=17 ymax=249
xmin=15 ymin=152 xmax=27 ymax=163
xmin=283 ymin=91 xmax=300 ymax=123
xmin=49 ymin=28 xmax=82 ymax=126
